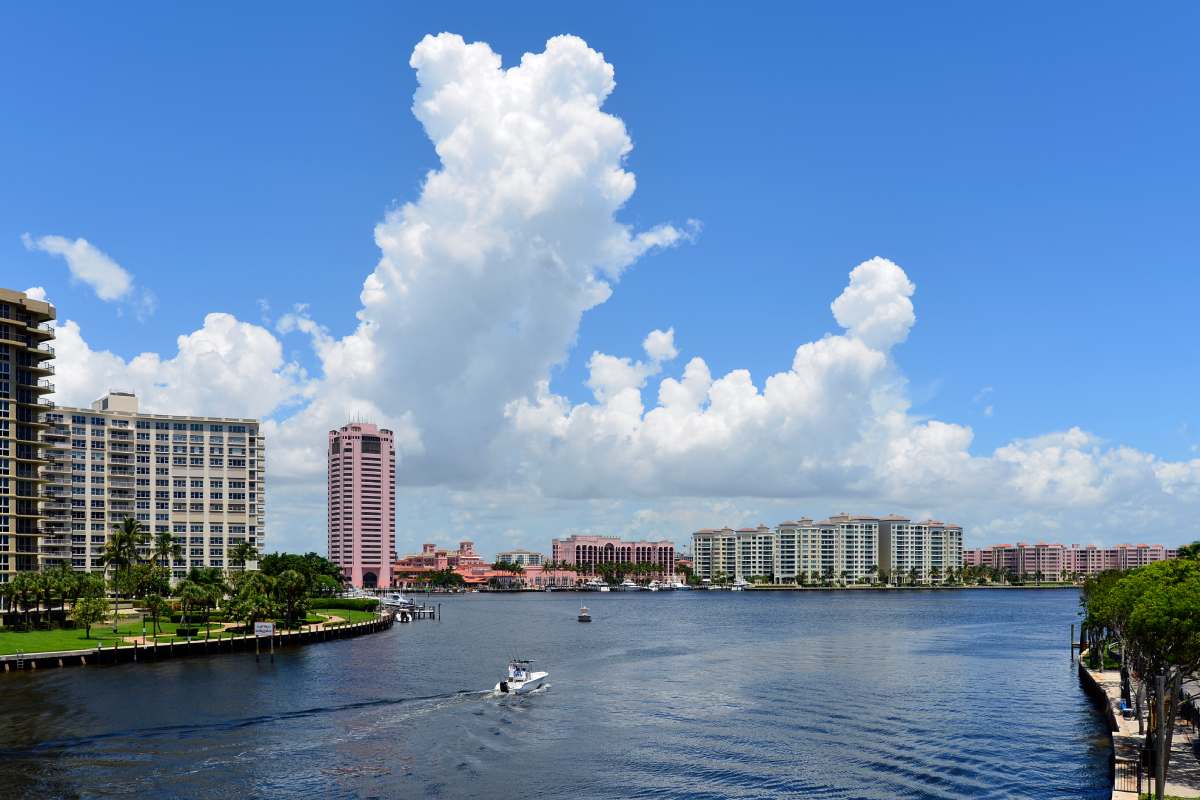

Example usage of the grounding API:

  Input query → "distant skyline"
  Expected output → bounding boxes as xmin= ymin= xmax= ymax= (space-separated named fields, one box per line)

xmin=5 ymin=3 xmax=1199 ymax=556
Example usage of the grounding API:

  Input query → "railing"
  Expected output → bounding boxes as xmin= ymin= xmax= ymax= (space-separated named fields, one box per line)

xmin=1114 ymin=757 xmax=1146 ymax=795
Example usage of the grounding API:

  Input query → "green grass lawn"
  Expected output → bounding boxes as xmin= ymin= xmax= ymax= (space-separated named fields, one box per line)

xmin=310 ymin=607 xmax=377 ymax=624
xmin=1 ymin=606 xmax=378 ymax=656
xmin=0 ymin=619 xmax=233 ymax=655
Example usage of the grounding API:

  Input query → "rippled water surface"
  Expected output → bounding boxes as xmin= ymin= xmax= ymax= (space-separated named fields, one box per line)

xmin=0 ymin=589 xmax=1110 ymax=799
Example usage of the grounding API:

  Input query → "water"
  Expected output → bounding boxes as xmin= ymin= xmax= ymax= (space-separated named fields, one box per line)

xmin=0 ymin=589 xmax=1110 ymax=799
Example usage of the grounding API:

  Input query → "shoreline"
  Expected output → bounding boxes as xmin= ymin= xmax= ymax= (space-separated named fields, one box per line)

xmin=450 ymin=584 xmax=1081 ymax=594
xmin=0 ymin=613 xmax=395 ymax=673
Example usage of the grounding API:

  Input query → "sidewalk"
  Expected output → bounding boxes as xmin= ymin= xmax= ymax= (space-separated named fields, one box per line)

xmin=1083 ymin=662 xmax=1200 ymax=799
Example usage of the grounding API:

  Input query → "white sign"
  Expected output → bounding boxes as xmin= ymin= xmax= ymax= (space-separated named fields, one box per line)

xmin=254 ymin=622 xmax=274 ymax=638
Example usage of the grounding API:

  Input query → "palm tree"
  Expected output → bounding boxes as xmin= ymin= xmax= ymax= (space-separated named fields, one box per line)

xmin=176 ymin=580 xmax=208 ymax=636
xmin=274 ymin=569 xmax=308 ymax=628
xmin=930 ymin=566 xmax=942 ymax=585
xmin=907 ymin=567 xmax=918 ymax=587
xmin=5 ymin=573 xmax=38 ymax=629
xmin=144 ymin=594 xmax=168 ymax=636
xmin=50 ymin=563 xmax=78 ymax=619
xmin=100 ymin=517 xmax=150 ymax=631
xmin=866 ymin=564 xmax=878 ymax=584
xmin=149 ymin=531 xmax=183 ymax=571
xmin=229 ymin=541 xmax=260 ymax=573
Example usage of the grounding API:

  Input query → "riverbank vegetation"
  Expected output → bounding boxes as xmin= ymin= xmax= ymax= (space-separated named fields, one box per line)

xmin=1082 ymin=543 xmax=1200 ymax=791
xmin=0 ymin=517 xmax=373 ymax=656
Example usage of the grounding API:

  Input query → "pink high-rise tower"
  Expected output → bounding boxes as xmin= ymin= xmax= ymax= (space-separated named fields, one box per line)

xmin=327 ymin=422 xmax=396 ymax=588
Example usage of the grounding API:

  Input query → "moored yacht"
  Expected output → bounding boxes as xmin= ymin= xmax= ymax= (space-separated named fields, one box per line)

xmin=618 ymin=578 xmax=641 ymax=591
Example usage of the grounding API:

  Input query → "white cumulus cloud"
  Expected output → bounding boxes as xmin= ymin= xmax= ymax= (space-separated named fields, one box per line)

xmin=53 ymin=313 xmax=311 ymax=419
xmin=49 ymin=32 xmax=1200 ymax=555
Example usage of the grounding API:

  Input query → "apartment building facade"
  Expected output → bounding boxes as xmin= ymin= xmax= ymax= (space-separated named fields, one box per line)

xmin=42 ymin=392 xmax=265 ymax=578
xmin=0 ymin=288 xmax=55 ymax=582
xmin=693 ymin=514 xmax=962 ymax=585
xmin=551 ymin=535 xmax=676 ymax=578
xmin=878 ymin=516 xmax=964 ymax=585
xmin=964 ymin=542 xmax=1179 ymax=577
xmin=495 ymin=548 xmax=545 ymax=567
xmin=327 ymin=422 xmax=396 ymax=589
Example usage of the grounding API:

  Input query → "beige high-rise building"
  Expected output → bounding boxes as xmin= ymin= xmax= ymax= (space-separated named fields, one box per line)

xmin=0 ymin=288 xmax=56 ymax=582
xmin=43 ymin=392 xmax=265 ymax=578
xmin=693 ymin=513 xmax=961 ymax=586
xmin=877 ymin=516 xmax=964 ymax=585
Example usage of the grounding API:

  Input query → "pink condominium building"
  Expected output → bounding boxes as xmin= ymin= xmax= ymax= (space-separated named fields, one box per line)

xmin=552 ymin=535 xmax=676 ymax=577
xmin=963 ymin=542 xmax=1179 ymax=577
xmin=328 ymin=422 xmax=396 ymax=589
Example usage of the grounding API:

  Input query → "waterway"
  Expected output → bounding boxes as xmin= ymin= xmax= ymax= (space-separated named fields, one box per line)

xmin=0 ymin=589 xmax=1109 ymax=799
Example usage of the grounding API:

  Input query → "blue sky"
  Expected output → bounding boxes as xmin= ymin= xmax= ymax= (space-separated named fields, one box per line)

xmin=5 ymin=3 xmax=1199 ymax=553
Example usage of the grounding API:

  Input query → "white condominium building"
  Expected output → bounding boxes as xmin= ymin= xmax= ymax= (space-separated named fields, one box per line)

xmin=777 ymin=515 xmax=879 ymax=584
xmin=42 ymin=392 xmax=265 ymax=579
xmin=495 ymin=549 xmax=545 ymax=567
xmin=692 ymin=515 xmax=964 ymax=585
xmin=878 ymin=516 xmax=964 ymax=585
xmin=693 ymin=515 xmax=882 ymax=585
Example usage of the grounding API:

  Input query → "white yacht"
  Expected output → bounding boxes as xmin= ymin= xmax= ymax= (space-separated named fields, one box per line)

xmin=583 ymin=578 xmax=610 ymax=592
xmin=495 ymin=660 xmax=548 ymax=695
xmin=380 ymin=591 xmax=416 ymax=609
xmin=619 ymin=578 xmax=641 ymax=591
xmin=731 ymin=579 xmax=750 ymax=591
xmin=669 ymin=579 xmax=691 ymax=590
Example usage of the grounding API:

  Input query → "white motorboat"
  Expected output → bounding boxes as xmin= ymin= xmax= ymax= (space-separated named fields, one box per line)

xmin=669 ymin=580 xmax=691 ymax=590
xmin=583 ymin=578 xmax=610 ymax=592
xmin=647 ymin=580 xmax=662 ymax=592
xmin=495 ymin=660 xmax=548 ymax=695
xmin=380 ymin=591 xmax=416 ymax=609
xmin=731 ymin=579 xmax=750 ymax=591
xmin=619 ymin=578 xmax=641 ymax=591
xmin=577 ymin=604 xmax=591 ymax=623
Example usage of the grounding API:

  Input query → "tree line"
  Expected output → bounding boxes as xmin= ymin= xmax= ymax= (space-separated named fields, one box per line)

xmin=1080 ymin=540 xmax=1200 ymax=791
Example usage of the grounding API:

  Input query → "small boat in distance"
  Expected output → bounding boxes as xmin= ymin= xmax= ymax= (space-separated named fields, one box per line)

xmin=495 ymin=659 xmax=549 ymax=695
xmin=619 ymin=578 xmax=641 ymax=591
xmin=578 ymin=605 xmax=591 ymax=622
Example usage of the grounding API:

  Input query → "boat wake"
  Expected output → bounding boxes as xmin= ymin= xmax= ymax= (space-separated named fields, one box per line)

xmin=0 ymin=690 xmax=492 ymax=756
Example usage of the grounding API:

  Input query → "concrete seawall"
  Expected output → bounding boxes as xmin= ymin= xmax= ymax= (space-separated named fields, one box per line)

xmin=1079 ymin=651 xmax=1144 ymax=800
xmin=0 ymin=614 xmax=395 ymax=672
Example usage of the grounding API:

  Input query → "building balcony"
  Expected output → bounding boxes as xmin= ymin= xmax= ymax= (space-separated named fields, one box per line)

xmin=25 ymin=319 xmax=54 ymax=338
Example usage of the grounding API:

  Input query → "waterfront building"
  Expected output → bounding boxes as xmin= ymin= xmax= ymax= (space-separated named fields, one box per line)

xmin=551 ymin=534 xmax=676 ymax=578
xmin=0 ymin=288 xmax=55 ymax=582
xmin=963 ymin=542 xmax=1179 ymax=578
xmin=877 ymin=516 xmax=964 ymax=585
xmin=328 ymin=422 xmax=395 ymax=589
xmin=495 ymin=548 xmax=544 ymax=567
xmin=43 ymin=392 xmax=265 ymax=578
xmin=695 ymin=517 xmax=879 ymax=584
xmin=693 ymin=514 xmax=961 ymax=585
xmin=393 ymin=540 xmax=485 ymax=584
xmin=391 ymin=541 xmax=575 ymax=588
